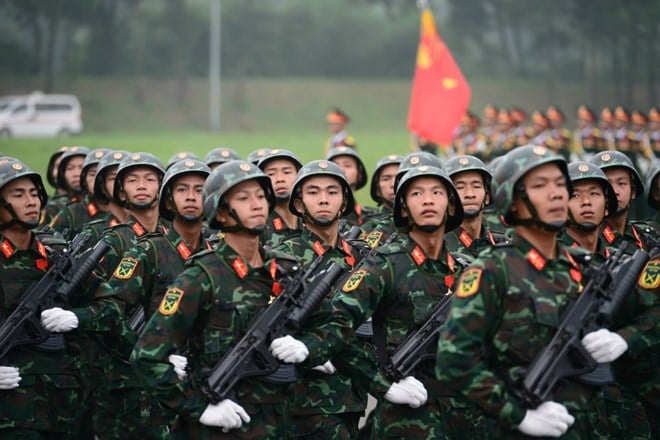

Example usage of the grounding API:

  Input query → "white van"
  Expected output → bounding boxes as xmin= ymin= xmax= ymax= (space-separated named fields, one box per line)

xmin=0 ymin=92 xmax=83 ymax=138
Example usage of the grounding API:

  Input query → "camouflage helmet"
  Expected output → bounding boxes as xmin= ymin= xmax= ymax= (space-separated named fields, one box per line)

xmin=567 ymin=161 xmax=618 ymax=218
xmin=494 ymin=145 xmax=570 ymax=223
xmin=205 ymin=147 xmax=241 ymax=167
xmin=370 ymin=154 xmax=403 ymax=204
xmin=247 ymin=148 xmax=272 ymax=165
xmin=393 ymin=165 xmax=463 ymax=232
xmin=159 ymin=158 xmax=211 ymax=221
xmin=257 ymin=148 xmax=303 ymax=171
xmin=0 ymin=157 xmax=48 ymax=208
xmin=645 ymin=159 xmax=660 ymax=210
xmin=444 ymin=155 xmax=493 ymax=207
xmin=113 ymin=152 xmax=165 ymax=207
xmin=46 ymin=146 xmax=70 ymax=188
xmin=203 ymin=160 xmax=274 ymax=229
xmin=325 ymin=146 xmax=368 ymax=190
xmin=167 ymin=151 xmax=200 ymax=170
xmin=81 ymin=148 xmax=112 ymax=193
xmin=289 ymin=160 xmax=355 ymax=218
xmin=93 ymin=150 xmax=130 ymax=204
xmin=56 ymin=146 xmax=90 ymax=191
xmin=395 ymin=151 xmax=442 ymax=191
xmin=590 ymin=151 xmax=644 ymax=197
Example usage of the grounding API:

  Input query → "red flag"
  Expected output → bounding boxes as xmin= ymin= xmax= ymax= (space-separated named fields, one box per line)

xmin=407 ymin=8 xmax=471 ymax=145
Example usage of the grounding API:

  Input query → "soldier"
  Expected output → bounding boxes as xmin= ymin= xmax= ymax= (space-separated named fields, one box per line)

xmin=599 ymin=107 xmax=616 ymax=149
xmin=41 ymin=146 xmax=70 ymax=225
xmin=436 ymin=145 xmax=618 ymax=438
xmin=131 ymin=160 xmax=297 ymax=438
xmin=0 ymin=157 xmax=84 ymax=437
xmin=167 ymin=152 xmax=200 ymax=170
xmin=573 ymin=105 xmax=605 ymax=161
xmin=205 ymin=147 xmax=240 ymax=170
xmin=270 ymin=165 xmax=467 ymax=438
xmin=360 ymin=154 xmax=403 ymax=242
xmin=642 ymin=159 xmax=660 ymax=232
xmin=443 ymin=155 xmax=503 ymax=257
xmin=452 ymin=112 xmax=487 ymax=160
xmin=480 ymin=104 xmax=499 ymax=145
xmin=546 ymin=106 xmax=573 ymax=161
xmin=325 ymin=108 xmax=356 ymax=154
xmin=649 ymin=107 xmax=660 ymax=159
xmin=274 ymin=159 xmax=371 ymax=439
xmin=247 ymin=148 xmax=271 ymax=166
xmin=43 ymin=146 xmax=89 ymax=224
xmin=326 ymin=146 xmax=370 ymax=228
xmin=590 ymin=151 xmax=654 ymax=252
xmin=50 ymin=147 xmax=111 ymax=240
xmin=257 ymin=149 xmax=303 ymax=247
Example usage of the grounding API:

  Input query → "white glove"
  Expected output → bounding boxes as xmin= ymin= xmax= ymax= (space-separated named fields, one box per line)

xmin=41 ymin=307 xmax=79 ymax=332
xmin=581 ymin=329 xmax=628 ymax=363
xmin=518 ymin=401 xmax=575 ymax=437
xmin=199 ymin=399 xmax=251 ymax=431
xmin=0 ymin=366 xmax=21 ymax=390
xmin=312 ymin=360 xmax=337 ymax=375
xmin=168 ymin=354 xmax=188 ymax=380
xmin=269 ymin=335 xmax=309 ymax=364
xmin=384 ymin=376 xmax=428 ymax=408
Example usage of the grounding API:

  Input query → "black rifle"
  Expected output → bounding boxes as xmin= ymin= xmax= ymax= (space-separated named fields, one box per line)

xmin=520 ymin=243 xmax=649 ymax=407
xmin=127 ymin=304 xmax=146 ymax=334
xmin=202 ymin=255 xmax=345 ymax=404
xmin=0 ymin=235 xmax=109 ymax=360
xmin=384 ymin=291 xmax=454 ymax=380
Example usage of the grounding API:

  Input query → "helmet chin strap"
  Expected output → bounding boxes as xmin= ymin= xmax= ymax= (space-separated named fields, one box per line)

xmin=221 ymin=207 xmax=265 ymax=236
xmin=511 ymin=187 xmax=566 ymax=233
xmin=0 ymin=200 xmax=38 ymax=230
xmin=567 ymin=212 xmax=600 ymax=232
xmin=274 ymin=193 xmax=290 ymax=204
xmin=300 ymin=203 xmax=339 ymax=227
xmin=408 ymin=208 xmax=447 ymax=233
xmin=462 ymin=208 xmax=481 ymax=219
xmin=169 ymin=194 xmax=203 ymax=224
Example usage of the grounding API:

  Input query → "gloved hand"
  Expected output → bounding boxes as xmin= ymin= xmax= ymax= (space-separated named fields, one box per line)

xmin=581 ymin=329 xmax=628 ymax=363
xmin=269 ymin=335 xmax=309 ymax=363
xmin=0 ymin=366 xmax=21 ymax=390
xmin=312 ymin=360 xmax=337 ymax=375
xmin=517 ymin=401 xmax=575 ymax=437
xmin=384 ymin=376 xmax=428 ymax=408
xmin=168 ymin=354 xmax=188 ymax=380
xmin=199 ymin=399 xmax=251 ymax=431
xmin=41 ymin=307 xmax=79 ymax=332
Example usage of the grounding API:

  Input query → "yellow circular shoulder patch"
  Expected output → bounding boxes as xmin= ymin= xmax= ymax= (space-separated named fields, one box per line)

xmin=114 ymin=257 xmax=138 ymax=280
xmin=342 ymin=269 xmax=368 ymax=293
xmin=456 ymin=268 xmax=483 ymax=298
xmin=159 ymin=287 xmax=185 ymax=315
xmin=638 ymin=259 xmax=660 ymax=290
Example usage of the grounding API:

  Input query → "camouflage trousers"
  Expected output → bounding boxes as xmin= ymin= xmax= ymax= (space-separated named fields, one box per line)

xmin=0 ymin=373 xmax=82 ymax=435
xmin=370 ymin=398 xmax=460 ymax=439
xmin=170 ymin=401 xmax=292 ymax=440
xmin=93 ymin=387 xmax=170 ymax=440
xmin=289 ymin=412 xmax=362 ymax=439
xmin=603 ymin=384 xmax=651 ymax=439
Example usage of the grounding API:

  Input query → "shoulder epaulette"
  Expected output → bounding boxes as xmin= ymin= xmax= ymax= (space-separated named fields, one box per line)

xmin=185 ymin=248 xmax=216 ymax=266
xmin=450 ymin=252 xmax=473 ymax=268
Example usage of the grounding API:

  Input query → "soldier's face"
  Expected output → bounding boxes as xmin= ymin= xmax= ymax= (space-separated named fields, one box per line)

xmin=170 ymin=174 xmax=205 ymax=220
xmin=104 ymin=168 xmax=118 ymax=201
xmin=0 ymin=177 xmax=41 ymax=224
xmin=332 ymin=156 xmax=358 ymax=188
xmin=64 ymin=156 xmax=84 ymax=191
xmin=404 ymin=176 xmax=449 ymax=229
xmin=263 ymin=159 xmax=297 ymax=199
xmin=512 ymin=163 xmax=568 ymax=224
xmin=121 ymin=167 xmax=160 ymax=207
xmin=377 ymin=164 xmax=398 ymax=204
xmin=604 ymin=167 xmax=635 ymax=209
xmin=218 ymin=180 xmax=268 ymax=229
xmin=85 ymin=165 xmax=98 ymax=196
xmin=569 ymin=181 xmax=607 ymax=225
xmin=295 ymin=176 xmax=344 ymax=224
xmin=452 ymin=171 xmax=488 ymax=217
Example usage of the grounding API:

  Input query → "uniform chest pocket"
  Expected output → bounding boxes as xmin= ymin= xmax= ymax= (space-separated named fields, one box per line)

xmin=204 ymin=300 xmax=263 ymax=356
xmin=0 ymin=279 xmax=34 ymax=309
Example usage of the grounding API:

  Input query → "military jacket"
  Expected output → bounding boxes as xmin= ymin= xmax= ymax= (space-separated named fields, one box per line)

xmin=262 ymin=210 xmax=301 ymax=249
xmin=600 ymin=222 xmax=655 ymax=254
xmin=50 ymin=194 xmax=104 ymax=241
xmin=445 ymin=224 xmax=503 ymax=257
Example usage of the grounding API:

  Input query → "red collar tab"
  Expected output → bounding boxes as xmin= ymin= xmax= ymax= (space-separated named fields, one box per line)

xmin=205 ymin=241 xmax=213 ymax=250
xmin=109 ymin=218 xmax=120 ymax=227
xmin=445 ymin=253 xmax=456 ymax=291
xmin=87 ymin=202 xmax=98 ymax=217
xmin=602 ymin=225 xmax=616 ymax=244
xmin=161 ymin=224 xmax=169 ymax=235
xmin=341 ymin=239 xmax=356 ymax=267
xmin=411 ymin=245 xmax=426 ymax=266
xmin=458 ymin=230 xmax=473 ymax=248
xmin=231 ymin=257 xmax=248 ymax=279
xmin=132 ymin=222 xmax=146 ymax=237
xmin=273 ymin=217 xmax=285 ymax=231
xmin=36 ymin=241 xmax=48 ymax=270
xmin=355 ymin=203 xmax=363 ymax=225
xmin=563 ymin=250 xmax=583 ymax=285
xmin=176 ymin=241 xmax=192 ymax=260
xmin=269 ymin=260 xmax=282 ymax=296
xmin=487 ymin=230 xmax=496 ymax=245
xmin=0 ymin=239 xmax=14 ymax=258
xmin=630 ymin=226 xmax=644 ymax=250
xmin=312 ymin=241 xmax=326 ymax=257
xmin=527 ymin=248 xmax=546 ymax=271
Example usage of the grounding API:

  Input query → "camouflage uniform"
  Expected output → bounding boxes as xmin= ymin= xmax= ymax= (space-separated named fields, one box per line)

xmin=298 ymin=166 xmax=468 ymax=439
xmin=360 ymin=154 xmax=403 ymax=236
xmin=326 ymin=147 xmax=370 ymax=228
xmin=131 ymin=161 xmax=295 ymax=439
xmin=436 ymin=146 xmax=617 ymax=438
xmin=0 ymin=159 xmax=83 ymax=437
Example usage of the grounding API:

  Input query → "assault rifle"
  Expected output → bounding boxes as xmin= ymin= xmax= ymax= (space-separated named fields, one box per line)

xmin=384 ymin=291 xmax=454 ymax=380
xmin=520 ymin=243 xmax=649 ymax=407
xmin=0 ymin=234 xmax=109 ymax=359
xmin=202 ymin=254 xmax=345 ymax=404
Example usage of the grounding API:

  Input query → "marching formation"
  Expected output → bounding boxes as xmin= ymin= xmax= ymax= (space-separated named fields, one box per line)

xmin=0 ymin=128 xmax=658 ymax=439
